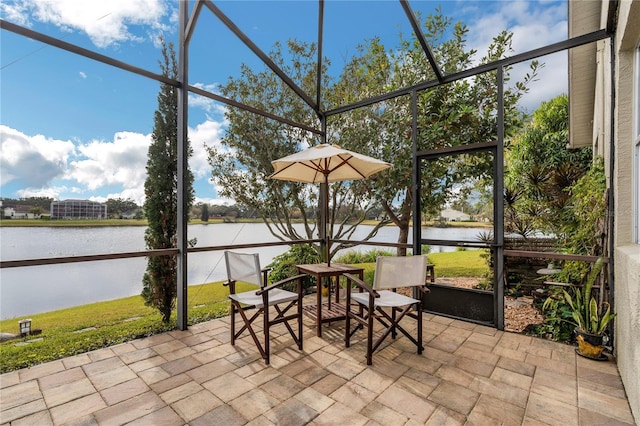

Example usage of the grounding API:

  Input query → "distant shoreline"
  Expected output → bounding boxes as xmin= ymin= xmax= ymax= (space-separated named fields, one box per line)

xmin=0 ymin=218 xmax=492 ymax=229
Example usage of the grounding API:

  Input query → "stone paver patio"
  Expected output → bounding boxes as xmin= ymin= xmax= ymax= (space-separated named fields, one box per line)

xmin=1 ymin=311 xmax=636 ymax=425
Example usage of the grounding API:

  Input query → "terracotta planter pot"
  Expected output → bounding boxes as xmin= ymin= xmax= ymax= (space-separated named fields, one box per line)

xmin=575 ymin=328 xmax=605 ymax=359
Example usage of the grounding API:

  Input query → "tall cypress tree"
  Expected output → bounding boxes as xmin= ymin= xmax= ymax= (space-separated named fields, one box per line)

xmin=142 ymin=39 xmax=194 ymax=323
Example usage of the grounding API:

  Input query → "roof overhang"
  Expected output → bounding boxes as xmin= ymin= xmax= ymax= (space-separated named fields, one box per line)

xmin=568 ymin=1 xmax=602 ymax=149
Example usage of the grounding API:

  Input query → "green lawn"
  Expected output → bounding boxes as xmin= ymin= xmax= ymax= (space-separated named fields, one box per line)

xmin=0 ymin=250 xmax=488 ymax=373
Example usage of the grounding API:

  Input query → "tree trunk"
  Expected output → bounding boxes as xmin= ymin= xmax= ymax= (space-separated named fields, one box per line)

xmin=382 ymin=191 xmax=412 ymax=256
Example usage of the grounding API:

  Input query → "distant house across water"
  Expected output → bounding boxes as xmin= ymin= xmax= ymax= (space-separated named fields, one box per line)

xmin=2 ymin=205 xmax=41 ymax=219
xmin=439 ymin=209 xmax=471 ymax=222
xmin=50 ymin=199 xmax=107 ymax=220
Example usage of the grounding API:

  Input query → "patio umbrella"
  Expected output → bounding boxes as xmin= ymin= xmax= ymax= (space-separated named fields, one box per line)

xmin=269 ymin=144 xmax=392 ymax=266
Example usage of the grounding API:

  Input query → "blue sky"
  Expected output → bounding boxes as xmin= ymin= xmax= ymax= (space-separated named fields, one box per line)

xmin=0 ymin=0 xmax=569 ymax=206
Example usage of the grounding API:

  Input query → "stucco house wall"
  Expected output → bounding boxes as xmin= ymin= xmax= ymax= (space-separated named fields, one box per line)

xmin=597 ymin=0 xmax=640 ymax=421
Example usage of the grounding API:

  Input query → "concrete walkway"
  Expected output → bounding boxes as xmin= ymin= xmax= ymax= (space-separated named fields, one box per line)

xmin=1 ymin=312 xmax=636 ymax=425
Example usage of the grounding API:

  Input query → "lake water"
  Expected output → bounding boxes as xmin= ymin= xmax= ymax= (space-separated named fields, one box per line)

xmin=0 ymin=223 xmax=486 ymax=319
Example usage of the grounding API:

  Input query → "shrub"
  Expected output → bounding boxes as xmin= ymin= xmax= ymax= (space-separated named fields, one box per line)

xmin=267 ymin=244 xmax=320 ymax=292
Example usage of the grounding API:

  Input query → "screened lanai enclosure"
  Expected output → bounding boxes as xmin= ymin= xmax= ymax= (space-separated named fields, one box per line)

xmin=0 ymin=1 xmax=615 ymax=333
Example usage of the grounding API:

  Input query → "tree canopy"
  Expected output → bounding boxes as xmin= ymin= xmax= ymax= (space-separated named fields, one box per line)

xmin=142 ymin=39 xmax=195 ymax=323
xmin=208 ymin=10 xmax=540 ymax=257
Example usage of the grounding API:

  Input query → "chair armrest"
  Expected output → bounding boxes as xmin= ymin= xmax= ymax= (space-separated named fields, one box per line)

xmin=417 ymin=285 xmax=430 ymax=295
xmin=223 ymin=279 xmax=236 ymax=294
xmin=257 ymin=274 xmax=307 ymax=294
xmin=343 ymin=273 xmax=379 ymax=298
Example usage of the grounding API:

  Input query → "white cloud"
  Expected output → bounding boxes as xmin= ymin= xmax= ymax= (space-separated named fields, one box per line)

xmin=189 ymin=118 xmax=229 ymax=180
xmin=69 ymin=131 xmax=150 ymax=192
xmin=3 ymin=0 xmax=171 ymax=49
xmin=464 ymin=1 xmax=568 ymax=112
xmin=0 ymin=125 xmax=75 ymax=187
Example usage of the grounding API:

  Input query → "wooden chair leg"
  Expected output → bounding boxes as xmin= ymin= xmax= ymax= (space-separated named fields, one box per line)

xmin=264 ymin=302 xmax=270 ymax=364
xmin=230 ymin=302 xmax=236 ymax=345
xmin=366 ymin=304 xmax=374 ymax=365
xmin=417 ymin=302 xmax=423 ymax=354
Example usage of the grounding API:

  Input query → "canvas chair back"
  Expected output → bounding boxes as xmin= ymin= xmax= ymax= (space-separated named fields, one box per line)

xmin=373 ymin=256 xmax=428 ymax=290
xmin=225 ymin=251 xmax=263 ymax=288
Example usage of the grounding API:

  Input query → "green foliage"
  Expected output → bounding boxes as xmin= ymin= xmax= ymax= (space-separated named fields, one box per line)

xmin=0 ymin=197 xmax=53 ymax=211
xmin=329 ymin=10 xmax=538 ymax=256
xmin=333 ymin=249 xmax=395 ymax=264
xmin=142 ymin=39 xmax=195 ymax=323
xmin=105 ymin=198 xmax=140 ymax=219
xmin=505 ymin=95 xmax=593 ymax=237
xmin=200 ymin=203 xmax=209 ymax=222
xmin=561 ymin=258 xmax=615 ymax=335
xmin=560 ymin=157 xmax=607 ymax=256
xmin=267 ymin=244 xmax=321 ymax=292
xmin=527 ymin=286 xmax=575 ymax=341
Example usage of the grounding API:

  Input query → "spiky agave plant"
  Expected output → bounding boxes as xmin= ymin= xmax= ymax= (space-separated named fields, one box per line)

xmin=562 ymin=257 xmax=616 ymax=335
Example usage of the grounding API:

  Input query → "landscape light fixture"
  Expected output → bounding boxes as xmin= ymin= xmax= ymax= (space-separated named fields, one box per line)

xmin=19 ymin=319 xmax=31 ymax=336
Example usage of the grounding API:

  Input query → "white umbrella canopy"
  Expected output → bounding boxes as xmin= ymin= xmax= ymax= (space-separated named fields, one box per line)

xmin=269 ymin=143 xmax=392 ymax=183
xmin=269 ymin=144 xmax=392 ymax=265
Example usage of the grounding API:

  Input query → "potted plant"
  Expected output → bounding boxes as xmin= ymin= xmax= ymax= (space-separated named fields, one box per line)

xmin=562 ymin=257 xmax=616 ymax=359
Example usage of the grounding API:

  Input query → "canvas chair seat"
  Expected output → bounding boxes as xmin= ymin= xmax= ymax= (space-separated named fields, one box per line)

xmin=344 ymin=255 xmax=429 ymax=365
xmin=350 ymin=290 xmax=420 ymax=308
xmin=224 ymin=251 xmax=305 ymax=364
xmin=229 ymin=288 xmax=299 ymax=309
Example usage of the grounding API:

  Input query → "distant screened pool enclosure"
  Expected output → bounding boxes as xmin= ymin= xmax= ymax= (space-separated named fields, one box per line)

xmin=0 ymin=1 xmax=615 ymax=332
xmin=50 ymin=200 xmax=108 ymax=220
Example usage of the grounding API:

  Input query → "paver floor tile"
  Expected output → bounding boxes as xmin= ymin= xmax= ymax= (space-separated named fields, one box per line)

xmin=18 ymin=360 xmax=64 ymax=382
xmin=170 ymin=389 xmax=223 ymax=422
xmin=0 ymin=398 xmax=47 ymax=424
xmin=191 ymin=404 xmax=247 ymax=426
xmin=361 ymin=400 xmax=408 ymax=425
xmin=578 ymin=382 xmax=636 ymax=424
xmin=0 ymin=380 xmax=41 ymax=411
xmin=309 ymin=402 xmax=368 ymax=426
xmin=9 ymin=409 xmax=53 ymax=426
xmin=93 ymin=391 xmax=165 ymax=425
xmin=469 ymin=375 xmax=530 ymax=408
xmin=490 ymin=366 xmax=533 ymax=390
xmin=394 ymin=375 xmax=437 ymax=399
xmin=228 ymin=388 xmax=280 ymax=422
xmin=49 ymin=393 xmax=106 ymax=425
xmin=294 ymin=387 xmax=334 ymax=413
xmin=351 ymin=367 xmax=394 ymax=393
xmin=531 ymin=367 xmax=577 ymax=406
xmin=42 ymin=377 xmax=96 ymax=407
xmin=425 ymin=405 xmax=466 ymax=425
xmin=452 ymin=355 xmax=495 ymax=377
xmin=160 ymin=380 xmax=204 ymax=405
xmin=264 ymin=397 xmax=318 ymax=425
xmin=525 ymin=391 xmax=579 ymax=426
xmin=38 ymin=366 xmax=85 ymax=390
xmin=260 ymin=374 xmax=307 ymax=401
xmin=186 ymin=357 xmax=236 ymax=383
xmin=497 ymin=355 xmax=536 ymax=376
xmin=86 ymin=365 xmax=138 ymax=390
xmin=330 ymin=381 xmax=377 ymax=412
xmin=310 ymin=373 xmax=346 ymax=396
xmin=428 ymin=380 xmax=479 ymax=415
xmin=150 ymin=373 xmax=192 ymax=394
xmin=100 ymin=377 xmax=149 ymax=405
xmin=579 ymin=407 xmax=636 ymax=425
xmin=204 ymin=371 xmax=254 ymax=402
xmin=377 ymin=384 xmax=436 ymax=422
xmin=469 ymin=394 xmax=525 ymax=426
xmin=126 ymin=405 xmax=185 ymax=426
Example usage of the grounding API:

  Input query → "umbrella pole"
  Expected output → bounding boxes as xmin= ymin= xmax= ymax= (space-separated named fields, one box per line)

xmin=324 ymin=176 xmax=330 ymax=267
